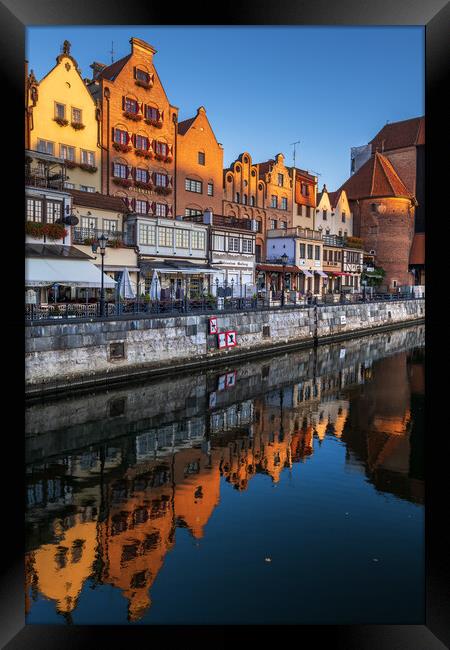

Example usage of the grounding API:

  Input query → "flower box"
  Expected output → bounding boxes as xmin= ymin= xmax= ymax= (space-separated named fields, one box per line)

xmin=154 ymin=186 xmax=172 ymax=196
xmin=135 ymin=149 xmax=152 ymax=159
xmin=26 ymin=221 xmax=67 ymax=240
xmin=134 ymin=180 xmax=153 ymax=190
xmin=71 ymin=122 xmax=85 ymax=130
xmin=123 ymin=111 xmax=142 ymax=121
xmin=112 ymin=178 xmax=132 ymax=188
xmin=109 ymin=238 xmax=124 ymax=248
xmin=165 ymin=156 xmax=173 ymax=163
xmin=112 ymin=142 xmax=132 ymax=153
xmin=135 ymin=79 xmax=152 ymax=89
xmin=144 ymin=118 xmax=163 ymax=129
xmin=79 ymin=163 xmax=98 ymax=173
xmin=64 ymin=160 xmax=78 ymax=169
xmin=54 ymin=117 xmax=69 ymax=127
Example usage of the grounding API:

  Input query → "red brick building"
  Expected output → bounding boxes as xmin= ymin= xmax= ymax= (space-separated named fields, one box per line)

xmin=87 ymin=37 xmax=178 ymax=219
xmin=176 ymin=106 xmax=224 ymax=217
xmin=340 ymin=151 xmax=417 ymax=290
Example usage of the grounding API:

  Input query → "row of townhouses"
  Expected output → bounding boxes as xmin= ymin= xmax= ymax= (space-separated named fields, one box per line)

xmin=25 ymin=37 xmax=425 ymax=305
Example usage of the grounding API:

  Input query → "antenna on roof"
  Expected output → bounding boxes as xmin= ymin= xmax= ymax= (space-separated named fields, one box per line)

xmin=290 ymin=140 xmax=300 ymax=168
xmin=110 ymin=41 xmax=115 ymax=63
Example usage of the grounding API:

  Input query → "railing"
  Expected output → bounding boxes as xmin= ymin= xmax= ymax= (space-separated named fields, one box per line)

xmin=322 ymin=234 xmax=345 ymax=247
xmin=25 ymin=291 xmax=424 ymax=323
xmin=267 ymin=227 xmax=322 ymax=241
xmin=72 ymin=228 xmax=126 ymax=245
xmin=25 ymin=174 xmax=65 ymax=191
xmin=183 ymin=214 xmax=254 ymax=231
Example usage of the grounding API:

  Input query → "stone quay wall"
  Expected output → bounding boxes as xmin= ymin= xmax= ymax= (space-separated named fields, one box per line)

xmin=25 ymin=299 xmax=425 ymax=395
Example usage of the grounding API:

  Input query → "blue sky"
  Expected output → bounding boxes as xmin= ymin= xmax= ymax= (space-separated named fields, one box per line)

xmin=26 ymin=26 xmax=424 ymax=190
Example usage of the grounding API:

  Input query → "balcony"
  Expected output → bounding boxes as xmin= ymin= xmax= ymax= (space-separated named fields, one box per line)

xmin=183 ymin=214 xmax=254 ymax=231
xmin=72 ymin=228 xmax=127 ymax=247
xmin=267 ymin=227 xmax=322 ymax=241
xmin=322 ymin=234 xmax=345 ymax=247
xmin=25 ymin=174 xmax=65 ymax=191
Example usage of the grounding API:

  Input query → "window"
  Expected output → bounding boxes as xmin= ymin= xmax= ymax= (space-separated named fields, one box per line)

xmin=158 ymin=226 xmax=173 ymax=246
xmin=114 ymin=129 xmax=128 ymax=144
xmin=255 ymin=244 xmax=261 ymax=262
xmin=271 ymin=195 xmax=277 ymax=208
xmin=176 ymin=228 xmax=189 ymax=248
xmin=46 ymin=201 xmax=62 ymax=223
xmin=156 ymin=203 xmax=167 ymax=217
xmin=270 ymin=219 xmax=277 ymax=230
xmin=235 ymin=192 xmax=240 ymax=203
xmin=342 ymin=211 xmax=346 ymax=223
xmin=71 ymin=107 xmax=82 ymax=124
xmin=104 ymin=220 xmax=118 ymax=232
xmin=242 ymin=194 xmax=247 ymax=205
xmin=145 ymin=106 xmax=158 ymax=121
xmin=278 ymin=173 xmax=283 ymax=187
xmin=323 ymin=250 xmax=327 ymax=261
xmin=154 ymin=141 xmax=168 ymax=157
xmin=26 ymin=198 xmax=43 ymax=222
xmin=125 ymin=98 xmax=138 ymax=113
xmin=81 ymin=216 xmax=97 ymax=230
xmin=281 ymin=197 xmax=288 ymax=211
xmin=136 ymin=168 xmax=148 ymax=183
xmin=299 ymin=243 xmax=306 ymax=258
xmin=250 ymin=195 xmax=255 ymax=206
xmin=113 ymin=163 xmax=127 ymax=178
xmin=213 ymin=234 xmax=225 ymax=250
xmin=322 ymin=209 xmax=327 ymax=220
xmin=315 ymin=245 xmax=320 ymax=260
xmin=139 ymin=224 xmax=156 ymax=245
xmin=185 ymin=208 xmax=202 ymax=217
xmin=198 ymin=151 xmax=205 ymax=165
xmin=55 ymin=103 xmax=65 ymax=119
xmin=155 ymin=173 xmax=168 ymax=187
xmin=185 ymin=178 xmax=202 ymax=193
xmin=207 ymin=183 xmax=214 ymax=196
xmin=60 ymin=144 xmax=75 ymax=161
xmin=280 ymin=221 xmax=287 ymax=229
xmin=135 ymin=135 xmax=148 ymax=151
xmin=81 ymin=150 xmax=95 ymax=166
xmin=242 ymin=239 xmax=253 ymax=253
xmin=338 ymin=230 xmax=342 ymax=236
xmin=64 ymin=182 xmax=75 ymax=189
xmin=80 ymin=185 xmax=95 ymax=193
xmin=191 ymin=231 xmax=205 ymax=250
xmin=301 ymin=183 xmax=309 ymax=197
xmin=307 ymin=244 xmax=313 ymax=259
xmin=326 ymin=228 xmax=330 ymax=235
xmin=136 ymin=69 xmax=150 ymax=84
xmin=135 ymin=199 xmax=148 ymax=214
xmin=37 ymin=139 xmax=54 ymax=155
xmin=229 ymin=236 xmax=240 ymax=252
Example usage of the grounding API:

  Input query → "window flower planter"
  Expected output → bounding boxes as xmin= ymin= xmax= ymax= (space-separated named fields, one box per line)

xmin=54 ymin=117 xmax=69 ymax=126
xmin=135 ymin=149 xmax=152 ymax=159
xmin=154 ymin=186 xmax=172 ymax=196
xmin=112 ymin=142 xmax=132 ymax=153
xmin=165 ymin=156 xmax=173 ymax=163
xmin=109 ymin=238 xmax=123 ymax=248
xmin=134 ymin=180 xmax=153 ymax=190
xmin=79 ymin=163 xmax=98 ymax=173
xmin=112 ymin=178 xmax=132 ymax=188
xmin=26 ymin=221 xmax=67 ymax=240
xmin=71 ymin=122 xmax=85 ymax=130
xmin=144 ymin=119 xmax=162 ymax=128
xmin=123 ymin=111 xmax=142 ymax=121
xmin=64 ymin=160 xmax=78 ymax=169
xmin=135 ymin=79 xmax=152 ymax=89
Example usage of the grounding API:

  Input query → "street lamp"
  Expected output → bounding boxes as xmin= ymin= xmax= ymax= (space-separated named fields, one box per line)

xmin=98 ymin=233 xmax=108 ymax=316
xmin=281 ymin=253 xmax=288 ymax=307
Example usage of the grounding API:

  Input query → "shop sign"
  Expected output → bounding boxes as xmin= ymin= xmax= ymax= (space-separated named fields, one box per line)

xmin=226 ymin=331 xmax=237 ymax=347
xmin=209 ymin=316 xmax=218 ymax=334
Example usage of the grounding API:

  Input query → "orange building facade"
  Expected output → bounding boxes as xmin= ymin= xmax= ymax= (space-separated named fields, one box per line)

xmin=176 ymin=106 xmax=224 ymax=217
xmin=88 ymin=37 xmax=178 ymax=218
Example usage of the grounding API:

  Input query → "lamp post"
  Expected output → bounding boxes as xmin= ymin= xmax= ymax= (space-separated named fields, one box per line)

xmin=281 ymin=253 xmax=288 ymax=307
xmin=98 ymin=233 xmax=108 ymax=316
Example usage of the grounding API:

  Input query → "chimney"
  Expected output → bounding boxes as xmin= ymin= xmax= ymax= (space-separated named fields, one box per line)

xmin=90 ymin=62 xmax=107 ymax=79
xmin=203 ymin=209 xmax=213 ymax=225
xmin=129 ymin=37 xmax=157 ymax=60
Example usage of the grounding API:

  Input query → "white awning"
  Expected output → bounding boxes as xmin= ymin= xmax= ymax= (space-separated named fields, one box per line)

xmin=315 ymin=270 xmax=328 ymax=278
xmin=301 ymin=269 xmax=313 ymax=278
xmin=25 ymin=258 xmax=117 ymax=288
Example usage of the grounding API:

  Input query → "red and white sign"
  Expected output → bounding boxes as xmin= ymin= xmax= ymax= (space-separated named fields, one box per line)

xmin=209 ymin=316 xmax=218 ymax=334
xmin=217 ymin=332 xmax=227 ymax=349
xmin=226 ymin=371 xmax=237 ymax=388
xmin=225 ymin=330 xmax=237 ymax=348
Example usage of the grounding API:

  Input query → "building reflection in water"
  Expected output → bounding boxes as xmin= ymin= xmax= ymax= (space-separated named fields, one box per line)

xmin=25 ymin=326 xmax=424 ymax=623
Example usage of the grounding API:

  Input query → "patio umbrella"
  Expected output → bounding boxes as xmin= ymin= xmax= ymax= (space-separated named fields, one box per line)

xmin=119 ymin=268 xmax=136 ymax=299
xmin=149 ymin=270 xmax=161 ymax=300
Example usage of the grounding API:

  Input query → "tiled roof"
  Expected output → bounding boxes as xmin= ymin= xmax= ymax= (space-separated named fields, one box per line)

xmin=369 ymin=116 xmax=425 ymax=152
xmin=409 ymin=232 xmax=425 ymax=265
xmin=177 ymin=116 xmax=196 ymax=135
xmin=68 ymin=190 xmax=129 ymax=212
xmin=339 ymin=152 xmax=413 ymax=200
xmin=257 ymin=161 xmax=273 ymax=178
xmin=327 ymin=190 xmax=342 ymax=208
xmin=95 ymin=54 xmax=131 ymax=81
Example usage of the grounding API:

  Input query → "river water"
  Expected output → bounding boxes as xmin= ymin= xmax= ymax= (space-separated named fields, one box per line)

xmin=25 ymin=324 xmax=425 ymax=625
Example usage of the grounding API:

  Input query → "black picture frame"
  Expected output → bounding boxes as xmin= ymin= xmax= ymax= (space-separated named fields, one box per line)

xmin=2 ymin=1 xmax=448 ymax=647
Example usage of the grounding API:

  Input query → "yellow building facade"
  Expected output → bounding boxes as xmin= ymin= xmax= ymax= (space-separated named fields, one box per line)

xmin=27 ymin=41 xmax=101 ymax=193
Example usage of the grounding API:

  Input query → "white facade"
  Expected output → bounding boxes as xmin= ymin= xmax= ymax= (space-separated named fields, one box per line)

xmin=127 ymin=216 xmax=209 ymax=261
xmin=315 ymin=188 xmax=353 ymax=238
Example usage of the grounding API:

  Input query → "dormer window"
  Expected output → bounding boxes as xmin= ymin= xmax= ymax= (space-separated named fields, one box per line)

xmin=136 ymin=69 xmax=150 ymax=84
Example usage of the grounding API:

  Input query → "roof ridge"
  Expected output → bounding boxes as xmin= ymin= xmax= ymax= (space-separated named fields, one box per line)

xmin=377 ymin=152 xmax=410 ymax=196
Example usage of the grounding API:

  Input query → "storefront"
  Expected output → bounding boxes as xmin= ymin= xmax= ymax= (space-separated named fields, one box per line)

xmin=139 ymin=260 xmax=215 ymax=299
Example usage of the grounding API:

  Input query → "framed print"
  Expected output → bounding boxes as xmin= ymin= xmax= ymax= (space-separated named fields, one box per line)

xmin=3 ymin=0 xmax=449 ymax=648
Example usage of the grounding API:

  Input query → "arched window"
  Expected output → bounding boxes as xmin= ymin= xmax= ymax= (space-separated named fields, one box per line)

xmin=236 ymin=192 xmax=240 ymax=203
